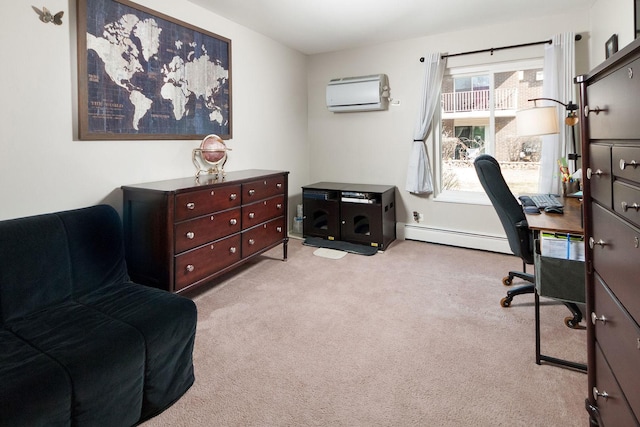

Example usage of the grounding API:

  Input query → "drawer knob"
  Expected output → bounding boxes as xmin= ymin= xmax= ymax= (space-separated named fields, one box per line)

xmin=248 ymin=238 xmax=255 ymax=245
xmin=276 ymin=226 xmax=282 ymax=233
xmin=584 ymin=105 xmax=607 ymax=117
xmin=592 ymin=387 xmax=609 ymax=401
xmin=229 ymin=246 xmax=237 ymax=254
xmin=621 ymin=201 xmax=640 ymax=212
xmin=229 ymin=218 xmax=237 ymax=225
xmin=249 ymin=212 xmax=255 ymax=219
xmin=248 ymin=189 xmax=256 ymax=196
xmin=277 ymin=183 xmax=282 ymax=189
xmin=586 ymin=168 xmax=604 ymax=179
xmin=230 ymin=193 xmax=237 ymax=200
xmin=589 ymin=237 xmax=607 ymax=249
xmin=186 ymin=202 xmax=195 ymax=210
xmin=591 ymin=312 xmax=607 ymax=325
xmin=276 ymin=203 xmax=283 ymax=209
xmin=620 ymin=159 xmax=639 ymax=170
xmin=186 ymin=231 xmax=195 ymax=239
xmin=186 ymin=264 xmax=195 ymax=273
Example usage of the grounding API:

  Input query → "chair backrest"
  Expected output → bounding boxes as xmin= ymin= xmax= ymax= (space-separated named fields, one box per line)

xmin=473 ymin=154 xmax=534 ymax=264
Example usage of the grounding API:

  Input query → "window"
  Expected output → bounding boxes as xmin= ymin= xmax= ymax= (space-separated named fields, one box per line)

xmin=438 ymin=60 xmax=545 ymax=198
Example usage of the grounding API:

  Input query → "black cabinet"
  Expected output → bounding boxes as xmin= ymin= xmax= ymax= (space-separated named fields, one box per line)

xmin=302 ymin=182 xmax=396 ymax=250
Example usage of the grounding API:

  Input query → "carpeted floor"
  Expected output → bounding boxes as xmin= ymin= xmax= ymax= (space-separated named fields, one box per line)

xmin=143 ymin=239 xmax=587 ymax=426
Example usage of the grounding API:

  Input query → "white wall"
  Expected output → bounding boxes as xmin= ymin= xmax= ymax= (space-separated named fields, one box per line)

xmin=0 ymin=0 xmax=309 ymax=221
xmin=307 ymin=11 xmax=591 ymax=249
xmin=589 ymin=0 xmax=635 ymax=68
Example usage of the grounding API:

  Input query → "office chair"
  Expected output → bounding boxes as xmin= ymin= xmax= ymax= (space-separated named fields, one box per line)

xmin=473 ymin=154 xmax=535 ymax=308
xmin=473 ymin=155 xmax=583 ymax=328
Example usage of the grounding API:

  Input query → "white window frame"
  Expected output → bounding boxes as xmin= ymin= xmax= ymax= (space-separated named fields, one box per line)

xmin=433 ymin=58 xmax=544 ymax=205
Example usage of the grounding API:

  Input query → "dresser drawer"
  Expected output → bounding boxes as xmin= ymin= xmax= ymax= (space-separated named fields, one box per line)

xmin=593 ymin=342 xmax=639 ymax=427
xmin=587 ymin=57 xmax=640 ymax=139
xmin=242 ymin=217 xmax=286 ymax=257
xmin=174 ymin=207 xmax=241 ymax=253
xmin=242 ymin=176 xmax=285 ymax=203
xmin=242 ymin=195 xmax=285 ymax=228
xmin=613 ymin=181 xmax=640 ymax=228
xmin=588 ymin=144 xmax=612 ymax=208
xmin=593 ymin=275 xmax=640 ymax=421
xmin=613 ymin=145 xmax=640 ymax=184
xmin=175 ymin=184 xmax=241 ymax=221
xmin=591 ymin=204 xmax=640 ymax=321
xmin=174 ymin=234 xmax=242 ymax=291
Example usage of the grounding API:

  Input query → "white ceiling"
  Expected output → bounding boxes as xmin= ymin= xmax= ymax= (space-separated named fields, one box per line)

xmin=188 ymin=0 xmax=593 ymax=55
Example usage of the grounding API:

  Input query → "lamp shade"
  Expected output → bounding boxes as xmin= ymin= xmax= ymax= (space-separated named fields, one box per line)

xmin=516 ymin=106 xmax=559 ymax=137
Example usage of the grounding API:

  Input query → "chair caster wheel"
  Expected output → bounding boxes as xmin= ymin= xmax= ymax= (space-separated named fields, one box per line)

xmin=502 ymin=276 xmax=512 ymax=286
xmin=500 ymin=296 xmax=512 ymax=307
xmin=564 ymin=316 xmax=586 ymax=329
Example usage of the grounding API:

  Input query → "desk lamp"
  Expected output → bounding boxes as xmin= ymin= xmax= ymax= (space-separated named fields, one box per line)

xmin=516 ymin=97 xmax=580 ymax=171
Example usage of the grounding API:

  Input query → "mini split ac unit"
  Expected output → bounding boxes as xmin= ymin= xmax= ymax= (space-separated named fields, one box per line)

xmin=326 ymin=74 xmax=390 ymax=112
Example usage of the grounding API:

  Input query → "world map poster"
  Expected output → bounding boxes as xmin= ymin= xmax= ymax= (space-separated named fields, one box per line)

xmin=78 ymin=0 xmax=232 ymax=140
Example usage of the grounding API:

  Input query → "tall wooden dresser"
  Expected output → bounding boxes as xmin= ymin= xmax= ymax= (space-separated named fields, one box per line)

xmin=121 ymin=170 xmax=289 ymax=294
xmin=577 ymin=37 xmax=640 ymax=426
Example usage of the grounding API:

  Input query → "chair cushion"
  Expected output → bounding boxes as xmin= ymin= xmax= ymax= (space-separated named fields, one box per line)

xmin=59 ymin=205 xmax=130 ymax=297
xmin=0 ymin=214 xmax=72 ymax=323
xmin=7 ymin=302 xmax=145 ymax=426
xmin=0 ymin=330 xmax=71 ymax=427
xmin=79 ymin=283 xmax=197 ymax=419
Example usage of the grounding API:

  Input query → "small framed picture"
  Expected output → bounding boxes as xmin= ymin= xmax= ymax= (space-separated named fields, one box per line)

xmin=605 ymin=34 xmax=619 ymax=59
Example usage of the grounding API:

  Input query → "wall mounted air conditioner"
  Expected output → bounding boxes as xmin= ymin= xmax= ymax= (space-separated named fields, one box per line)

xmin=326 ymin=74 xmax=390 ymax=112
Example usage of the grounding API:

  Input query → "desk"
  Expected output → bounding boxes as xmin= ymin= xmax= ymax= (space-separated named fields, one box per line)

xmin=526 ymin=196 xmax=583 ymax=235
xmin=524 ymin=196 xmax=586 ymax=372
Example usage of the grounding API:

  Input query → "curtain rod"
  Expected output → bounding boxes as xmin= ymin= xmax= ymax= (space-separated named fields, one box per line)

xmin=419 ymin=34 xmax=582 ymax=62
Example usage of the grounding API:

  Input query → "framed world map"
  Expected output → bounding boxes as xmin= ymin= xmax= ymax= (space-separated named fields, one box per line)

xmin=77 ymin=0 xmax=232 ymax=140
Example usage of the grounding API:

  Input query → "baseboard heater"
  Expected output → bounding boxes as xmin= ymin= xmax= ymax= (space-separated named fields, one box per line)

xmin=402 ymin=223 xmax=511 ymax=254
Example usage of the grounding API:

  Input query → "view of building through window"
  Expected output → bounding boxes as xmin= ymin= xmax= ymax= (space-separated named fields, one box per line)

xmin=440 ymin=64 xmax=545 ymax=195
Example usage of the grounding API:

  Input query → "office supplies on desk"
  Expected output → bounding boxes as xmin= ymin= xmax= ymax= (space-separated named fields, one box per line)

xmin=540 ymin=233 xmax=585 ymax=261
xmin=529 ymin=194 xmax=563 ymax=209
xmin=543 ymin=206 xmax=564 ymax=214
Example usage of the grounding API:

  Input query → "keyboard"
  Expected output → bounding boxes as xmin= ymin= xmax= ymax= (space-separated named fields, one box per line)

xmin=529 ymin=194 xmax=563 ymax=209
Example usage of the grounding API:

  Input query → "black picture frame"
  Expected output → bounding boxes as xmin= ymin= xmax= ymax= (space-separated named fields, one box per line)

xmin=77 ymin=0 xmax=232 ymax=140
xmin=635 ymin=0 xmax=640 ymax=39
xmin=605 ymin=34 xmax=619 ymax=59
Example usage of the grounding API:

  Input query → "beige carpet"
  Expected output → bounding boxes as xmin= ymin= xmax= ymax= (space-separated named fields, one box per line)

xmin=143 ymin=239 xmax=587 ymax=426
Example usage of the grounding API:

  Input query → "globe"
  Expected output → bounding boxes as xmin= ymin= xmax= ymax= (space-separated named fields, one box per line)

xmin=192 ymin=134 xmax=231 ymax=177
xmin=200 ymin=134 xmax=227 ymax=165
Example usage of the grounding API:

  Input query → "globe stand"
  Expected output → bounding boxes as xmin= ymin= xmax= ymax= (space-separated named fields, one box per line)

xmin=192 ymin=134 xmax=231 ymax=178
xmin=192 ymin=148 xmax=228 ymax=178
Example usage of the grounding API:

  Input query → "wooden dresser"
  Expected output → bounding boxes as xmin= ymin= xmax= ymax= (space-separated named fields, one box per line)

xmin=577 ymin=37 xmax=640 ymax=426
xmin=121 ymin=170 xmax=289 ymax=294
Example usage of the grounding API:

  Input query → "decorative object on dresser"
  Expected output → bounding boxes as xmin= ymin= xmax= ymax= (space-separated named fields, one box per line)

xmin=122 ymin=170 xmax=289 ymax=293
xmin=302 ymin=182 xmax=396 ymax=250
xmin=605 ymin=34 xmax=619 ymax=59
xmin=192 ymin=134 xmax=232 ymax=177
xmin=577 ymin=35 xmax=640 ymax=426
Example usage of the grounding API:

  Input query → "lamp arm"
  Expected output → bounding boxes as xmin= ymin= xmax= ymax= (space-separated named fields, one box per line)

xmin=528 ymin=97 xmax=578 ymax=111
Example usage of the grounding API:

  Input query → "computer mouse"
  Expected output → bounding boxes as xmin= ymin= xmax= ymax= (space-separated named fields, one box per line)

xmin=544 ymin=206 xmax=564 ymax=214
